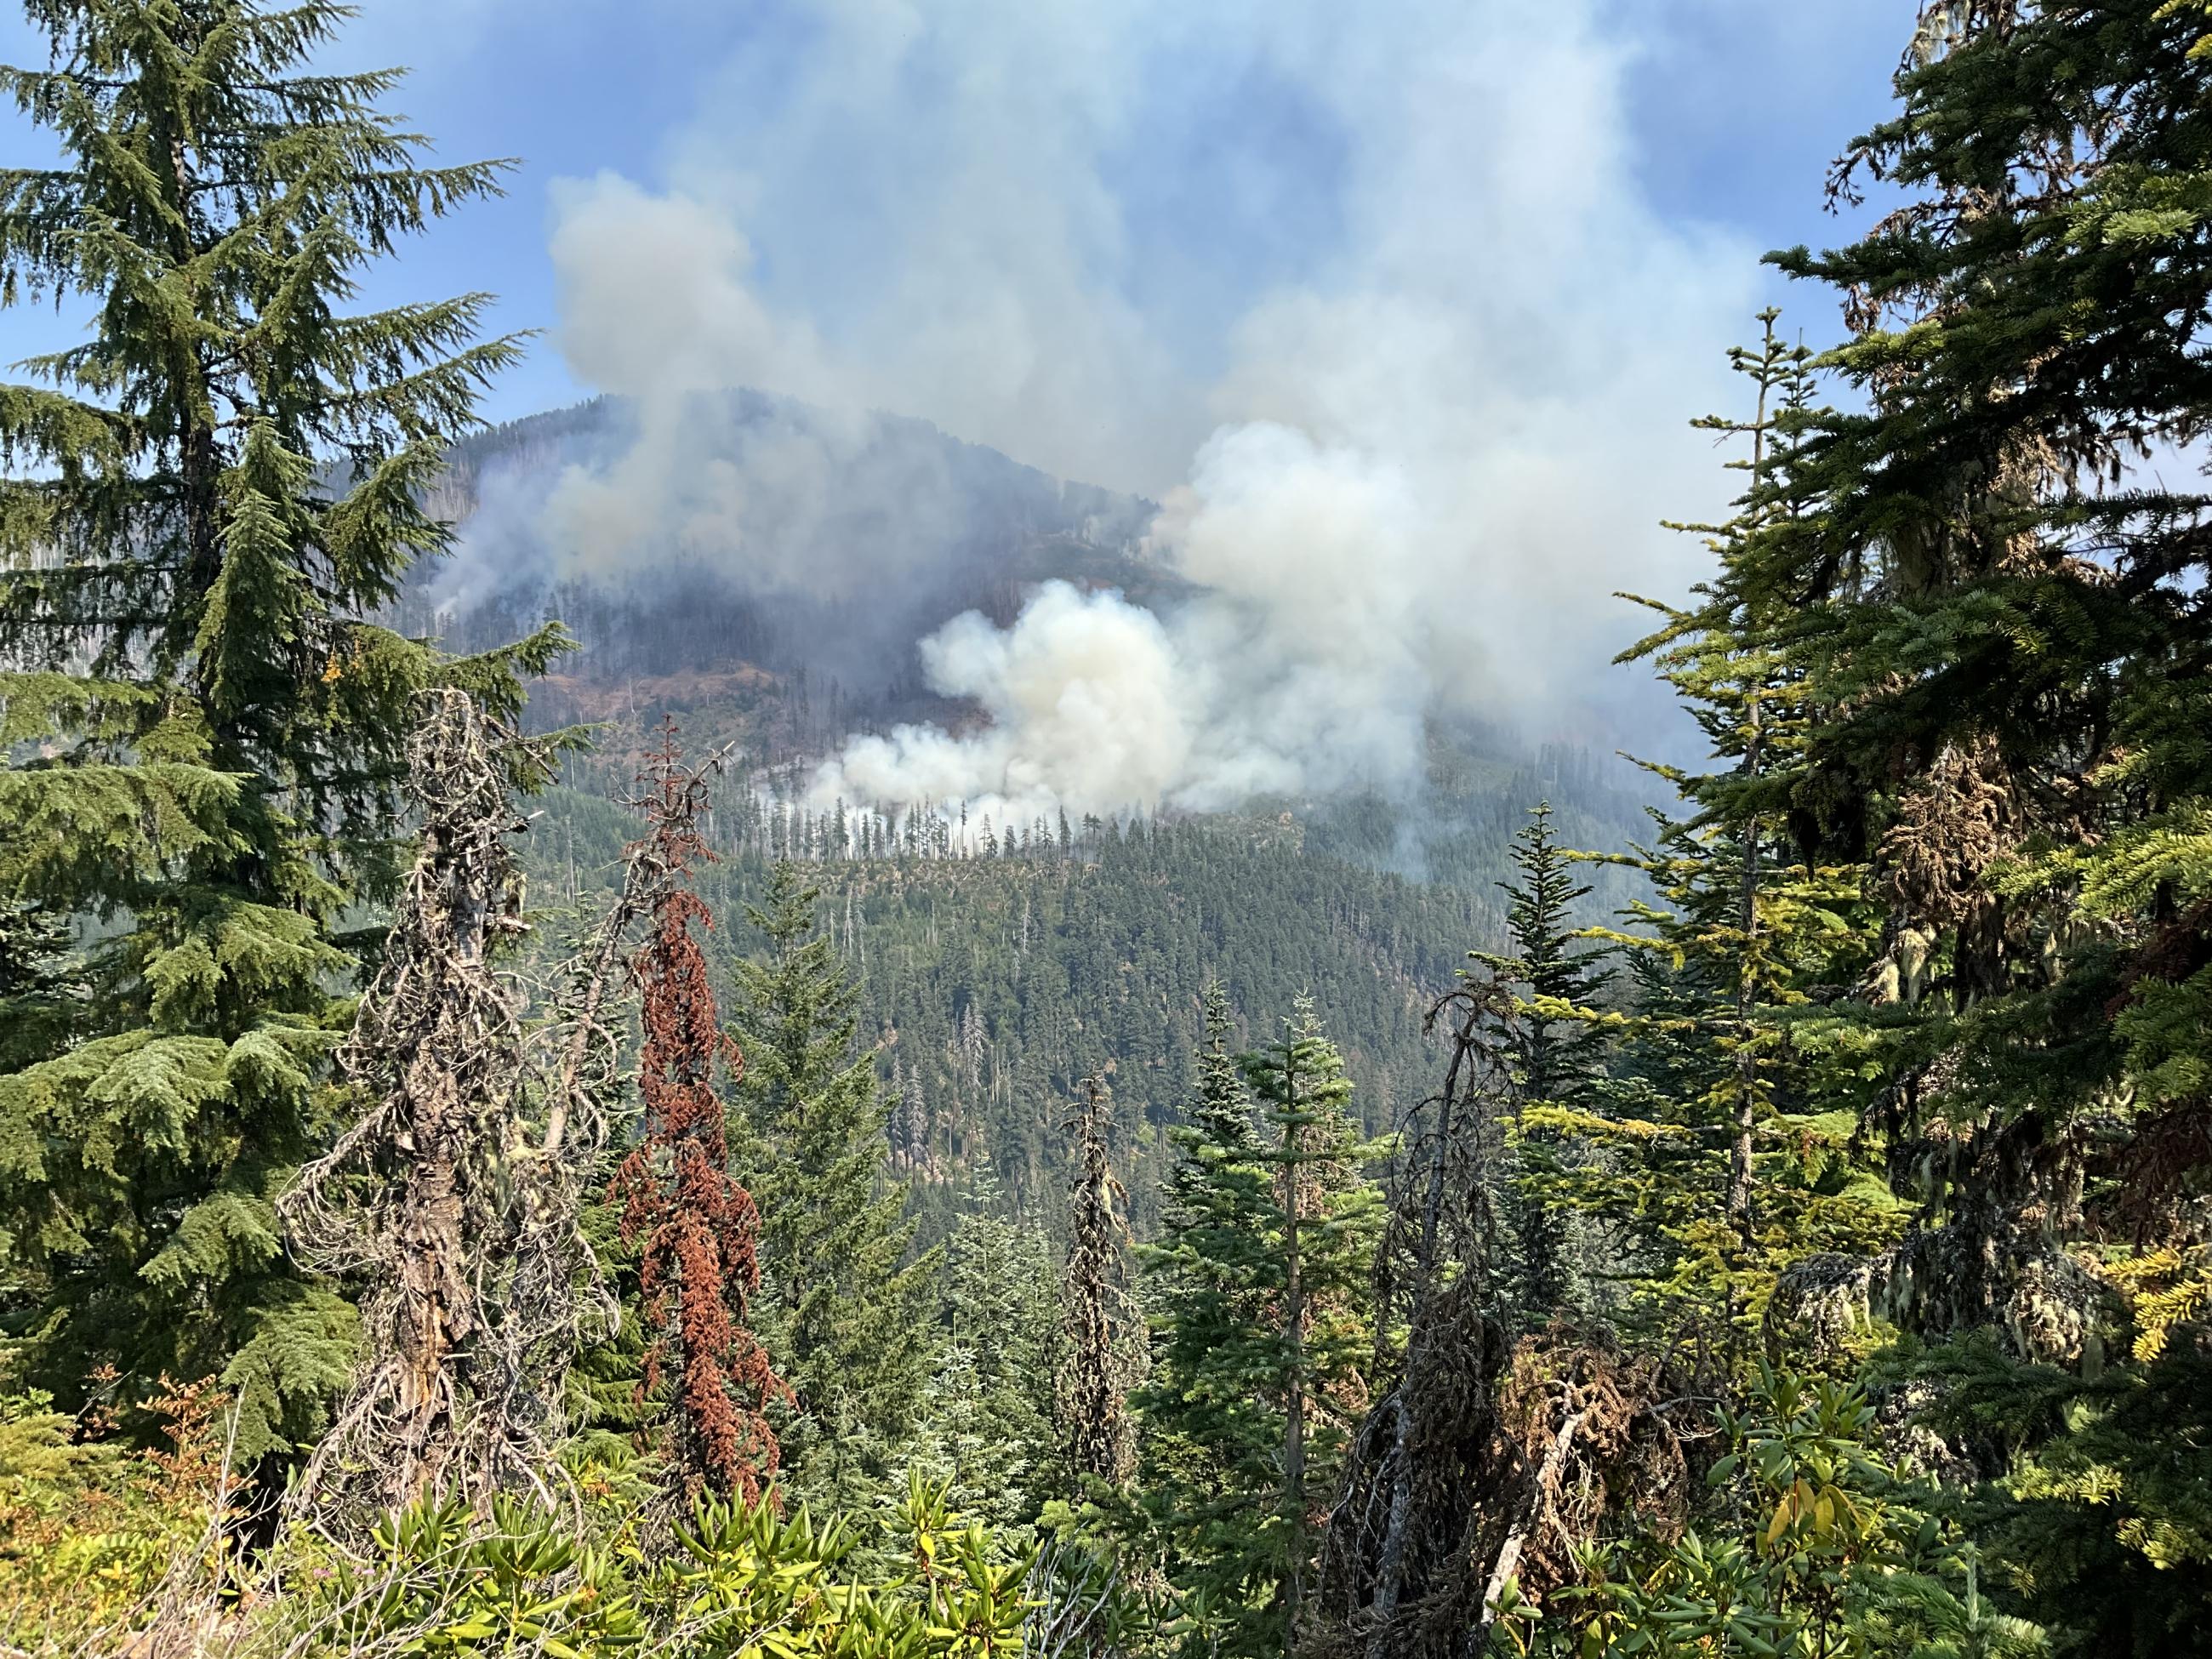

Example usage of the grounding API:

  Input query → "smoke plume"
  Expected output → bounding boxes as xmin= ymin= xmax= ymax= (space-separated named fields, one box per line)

xmin=514 ymin=0 xmax=1768 ymax=817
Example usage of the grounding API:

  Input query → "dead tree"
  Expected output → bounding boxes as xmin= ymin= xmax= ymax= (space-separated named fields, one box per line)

xmin=1058 ymin=1072 xmax=1135 ymax=1488
xmin=1312 ymin=974 xmax=1690 ymax=1658
xmin=282 ymin=689 xmax=636 ymax=1523
xmin=1313 ymin=974 xmax=1518 ymax=1658
xmin=608 ymin=720 xmax=784 ymax=1506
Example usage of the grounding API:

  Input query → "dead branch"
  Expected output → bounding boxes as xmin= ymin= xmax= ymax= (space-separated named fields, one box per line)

xmin=279 ymin=689 xmax=642 ymax=1531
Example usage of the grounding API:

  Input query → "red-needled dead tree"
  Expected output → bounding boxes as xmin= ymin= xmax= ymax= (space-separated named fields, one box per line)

xmin=611 ymin=721 xmax=784 ymax=1506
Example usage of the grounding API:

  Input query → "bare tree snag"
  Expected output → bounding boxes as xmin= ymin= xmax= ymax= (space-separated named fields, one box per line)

xmin=1317 ymin=974 xmax=1519 ymax=1659
xmin=1058 ymin=1072 xmax=1134 ymax=1488
xmin=283 ymin=689 xmax=628 ymax=1525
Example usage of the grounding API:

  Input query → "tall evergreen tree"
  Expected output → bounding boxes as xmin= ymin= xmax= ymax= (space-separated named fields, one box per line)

xmin=1475 ymin=801 xmax=1613 ymax=1315
xmin=909 ymin=1161 xmax=1058 ymax=1541
xmin=0 ymin=0 xmax=561 ymax=1456
xmin=1134 ymin=995 xmax=1383 ymax=1656
xmin=1735 ymin=5 xmax=2212 ymax=1643
xmin=1553 ymin=315 xmax=1901 ymax=1362
xmin=1242 ymin=1001 xmax=1382 ymax=1643
xmin=1129 ymin=988 xmax=1284 ymax=1656
xmin=727 ymin=860 xmax=937 ymax=1512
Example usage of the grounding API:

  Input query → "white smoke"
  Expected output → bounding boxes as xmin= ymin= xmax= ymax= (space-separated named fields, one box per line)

xmin=530 ymin=0 xmax=1773 ymax=818
xmin=824 ymin=582 xmax=1195 ymax=824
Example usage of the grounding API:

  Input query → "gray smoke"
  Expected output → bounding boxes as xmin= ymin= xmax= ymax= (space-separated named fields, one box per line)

xmin=495 ymin=0 xmax=1767 ymax=817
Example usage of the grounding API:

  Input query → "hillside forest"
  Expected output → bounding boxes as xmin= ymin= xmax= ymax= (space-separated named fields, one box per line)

xmin=3 ymin=3 xmax=2210 ymax=1657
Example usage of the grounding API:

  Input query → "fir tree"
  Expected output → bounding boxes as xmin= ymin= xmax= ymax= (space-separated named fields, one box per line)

xmin=1242 ymin=1001 xmax=1383 ymax=1641
xmin=0 ymin=0 xmax=562 ymax=1456
xmin=1736 ymin=5 xmax=2212 ymax=1640
xmin=0 ymin=898 xmax=79 ymax=1073
xmin=727 ymin=860 xmax=937 ymax=1512
xmin=1133 ymin=996 xmax=1383 ymax=1656
xmin=1130 ymin=988 xmax=1285 ymax=1655
xmin=1540 ymin=314 xmax=1902 ymax=1364
xmin=1475 ymin=801 xmax=1613 ymax=1315
xmin=908 ymin=1161 xmax=1058 ymax=1541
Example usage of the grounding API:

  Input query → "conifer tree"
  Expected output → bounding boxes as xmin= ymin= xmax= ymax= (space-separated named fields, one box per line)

xmin=1475 ymin=801 xmax=1613 ymax=1315
xmin=1135 ymin=996 xmax=1382 ymax=1656
xmin=285 ymin=690 xmax=647 ymax=1525
xmin=727 ymin=860 xmax=937 ymax=1511
xmin=0 ymin=898 xmax=78 ymax=1072
xmin=611 ymin=724 xmax=782 ymax=1506
xmin=1242 ymin=1001 xmax=1383 ymax=1640
xmin=281 ymin=690 xmax=537 ymax=1519
xmin=909 ymin=1162 xmax=1058 ymax=1539
xmin=1129 ymin=989 xmax=1284 ymax=1654
xmin=1733 ymin=6 xmax=2212 ymax=1641
xmin=1538 ymin=314 xmax=1901 ymax=1361
xmin=0 ymin=0 xmax=561 ymax=1454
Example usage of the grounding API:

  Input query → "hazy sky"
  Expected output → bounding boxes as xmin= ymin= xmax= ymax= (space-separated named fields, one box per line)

xmin=0 ymin=3 xmax=1920 ymax=808
xmin=0 ymin=1 xmax=1904 ymax=443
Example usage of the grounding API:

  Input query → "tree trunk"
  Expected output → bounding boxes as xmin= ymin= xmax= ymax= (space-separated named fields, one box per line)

xmin=1365 ymin=1034 xmax=1462 ymax=1658
xmin=1474 ymin=1404 xmax=1589 ymax=1653
xmin=389 ymin=1058 xmax=475 ymax=1505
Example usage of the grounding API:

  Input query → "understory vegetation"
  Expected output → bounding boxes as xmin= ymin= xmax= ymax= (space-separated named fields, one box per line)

xmin=4 ymin=3 xmax=2210 ymax=1656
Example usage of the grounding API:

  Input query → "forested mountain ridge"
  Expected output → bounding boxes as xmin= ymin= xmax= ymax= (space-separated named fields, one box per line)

xmin=526 ymin=784 xmax=1511 ymax=1239
xmin=387 ymin=391 xmax=1165 ymax=756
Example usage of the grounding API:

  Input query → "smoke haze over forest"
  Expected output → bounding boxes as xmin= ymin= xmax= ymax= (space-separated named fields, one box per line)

xmin=390 ymin=0 xmax=1904 ymax=819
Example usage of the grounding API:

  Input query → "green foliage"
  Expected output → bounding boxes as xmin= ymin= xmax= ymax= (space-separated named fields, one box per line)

xmin=1124 ymin=995 xmax=1385 ymax=1657
xmin=659 ymin=1473 xmax=1029 ymax=1658
xmin=1528 ymin=317 xmax=1901 ymax=1364
xmin=0 ymin=0 xmax=562 ymax=1457
xmin=1508 ymin=1371 xmax=2048 ymax=1659
xmin=305 ymin=1492 xmax=647 ymax=1659
xmin=1888 ymin=1335 xmax=2212 ymax=1656
xmin=1746 ymin=0 xmax=2212 ymax=1306
xmin=1477 ymin=801 xmax=1616 ymax=1315
xmin=286 ymin=1474 xmax=1027 ymax=1659
xmin=730 ymin=863 xmax=942 ymax=1513
xmin=0 ymin=1376 xmax=234 ymax=1644
xmin=9 ymin=14 xmax=2212 ymax=1659
xmin=905 ymin=1166 xmax=1059 ymax=1542
xmin=523 ymin=797 xmax=1501 ymax=1238
xmin=1715 ymin=5 xmax=2212 ymax=1646
xmin=1124 ymin=988 xmax=1285 ymax=1649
